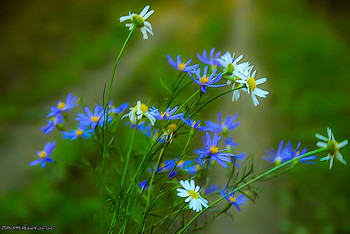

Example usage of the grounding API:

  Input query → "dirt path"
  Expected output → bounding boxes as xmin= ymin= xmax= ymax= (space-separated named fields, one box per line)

xmin=206 ymin=0 xmax=282 ymax=233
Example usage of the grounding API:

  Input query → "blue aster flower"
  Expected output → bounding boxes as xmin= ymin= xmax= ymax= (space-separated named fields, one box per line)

xmin=177 ymin=160 xmax=202 ymax=173
xmin=205 ymin=112 xmax=240 ymax=134
xmin=126 ymin=121 xmax=152 ymax=137
xmin=29 ymin=141 xmax=56 ymax=168
xmin=139 ymin=180 xmax=149 ymax=190
xmin=263 ymin=141 xmax=291 ymax=165
xmin=197 ymin=48 xmax=222 ymax=67
xmin=47 ymin=93 xmax=78 ymax=117
xmin=225 ymin=137 xmax=238 ymax=149
xmin=205 ymin=184 xmax=219 ymax=195
xmin=220 ymin=185 xmax=248 ymax=211
xmin=189 ymin=66 xmax=225 ymax=93
xmin=286 ymin=142 xmax=317 ymax=164
xmin=167 ymin=55 xmax=199 ymax=72
xmin=195 ymin=132 xmax=235 ymax=168
xmin=41 ymin=114 xmax=63 ymax=134
xmin=150 ymin=158 xmax=178 ymax=178
xmin=75 ymin=105 xmax=111 ymax=129
xmin=109 ymin=101 xmax=129 ymax=114
xmin=62 ymin=127 xmax=94 ymax=141
xmin=149 ymin=106 xmax=184 ymax=120
xmin=181 ymin=116 xmax=207 ymax=131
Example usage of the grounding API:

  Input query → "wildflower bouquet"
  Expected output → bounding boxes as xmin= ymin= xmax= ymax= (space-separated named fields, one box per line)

xmin=30 ymin=5 xmax=348 ymax=233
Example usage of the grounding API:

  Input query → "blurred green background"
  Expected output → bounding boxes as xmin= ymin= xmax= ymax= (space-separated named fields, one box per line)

xmin=0 ymin=0 xmax=349 ymax=233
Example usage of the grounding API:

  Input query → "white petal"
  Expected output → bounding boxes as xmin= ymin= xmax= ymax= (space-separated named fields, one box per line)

xmin=139 ymin=5 xmax=150 ymax=18
xmin=177 ymin=188 xmax=188 ymax=194
xmin=184 ymin=180 xmax=191 ymax=190
xmin=177 ymin=193 xmax=189 ymax=198
xmin=199 ymin=196 xmax=208 ymax=204
xmin=329 ymin=157 xmax=334 ymax=169
xmin=252 ymin=70 xmax=257 ymax=78
xmin=185 ymin=196 xmax=192 ymax=203
xmin=235 ymin=54 xmax=243 ymax=63
xmin=191 ymin=200 xmax=197 ymax=211
xmin=195 ymin=185 xmax=200 ymax=192
xmin=254 ymin=88 xmax=268 ymax=98
xmin=190 ymin=180 xmax=195 ymax=190
xmin=327 ymin=128 xmax=332 ymax=138
xmin=255 ymin=78 xmax=267 ymax=85
xmin=252 ymin=94 xmax=259 ymax=106
xmin=126 ymin=23 xmax=134 ymax=30
xmin=144 ymin=21 xmax=152 ymax=30
xmin=338 ymin=140 xmax=348 ymax=148
xmin=141 ymin=27 xmax=148 ymax=39
xmin=315 ymin=133 xmax=328 ymax=141
xmin=188 ymin=199 xmax=193 ymax=209
xmin=317 ymin=142 xmax=327 ymax=148
xmin=180 ymin=180 xmax=187 ymax=190
xmin=120 ymin=15 xmax=131 ymax=22
xmin=232 ymin=90 xmax=240 ymax=102
xmin=320 ymin=155 xmax=330 ymax=161
xmin=143 ymin=10 xmax=154 ymax=20
xmin=336 ymin=152 xmax=347 ymax=165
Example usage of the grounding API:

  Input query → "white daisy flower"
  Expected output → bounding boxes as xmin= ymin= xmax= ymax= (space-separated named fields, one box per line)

xmin=230 ymin=62 xmax=253 ymax=101
xmin=177 ymin=180 xmax=208 ymax=212
xmin=119 ymin=5 xmax=154 ymax=39
xmin=316 ymin=128 xmax=348 ymax=169
xmin=218 ymin=52 xmax=243 ymax=77
xmin=122 ymin=100 xmax=156 ymax=125
xmin=236 ymin=69 xmax=269 ymax=106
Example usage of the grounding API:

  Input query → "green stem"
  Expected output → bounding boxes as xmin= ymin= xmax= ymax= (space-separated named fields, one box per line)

xmin=175 ymin=89 xmax=200 ymax=115
xmin=101 ymin=27 xmax=135 ymax=233
xmin=149 ymin=133 xmax=195 ymax=212
xmin=106 ymin=27 xmax=135 ymax=105
xmin=142 ymin=145 xmax=167 ymax=231
xmin=120 ymin=123 xmax=138 ymax=189
xmin=192 ymin=85 xmax=244 ymax=117
xmin=178 ymin=147 xmax=327 ymax=233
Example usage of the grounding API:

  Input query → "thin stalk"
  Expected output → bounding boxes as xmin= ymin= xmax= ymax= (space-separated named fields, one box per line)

xmin=178 ymin=147 xmax=327 ymax=233
xmin=191 ymin=85 xmax=245 ymax=117
xmin=142 ymin=145 xmax=167 ymax=231
xmin=106 ymin=27 xmax=135 ymax=105
xmin=175 ymin=89 xmax=200 ymax=115
xmin=120 ymin=123 xmax=138 ymax=189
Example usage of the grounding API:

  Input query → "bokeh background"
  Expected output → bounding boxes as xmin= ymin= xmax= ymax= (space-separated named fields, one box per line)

xmin=1 ymin=0 xmax=349 ymax=233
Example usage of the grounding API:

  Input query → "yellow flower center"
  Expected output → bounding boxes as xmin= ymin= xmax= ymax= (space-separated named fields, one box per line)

xmin=247 ymin=77 xmax=257 ymax=91
xmin=210 ymin=146 xmax=219 ymax=154
xmin=178 ymin=160 xmax=184 ymax=166
xmin=234 ymin=77 xmax=241 ymax=87
xmin=195 ymin=165 xmax=201 ymax=171
xmin=192 ymin=121 xmax=200 ymax=128
xmin=178 ymin=63 xmax=186 ymax=71
xmin=131 ymin=14 xmax=145 ymax=27
xmin=58 ymin=102 xmax=65 ymax=109
xmin=275 ymin=157 xmax=282 ymax=165
xmin=200 ymin=76 xmax=209 ymax=84
xmin=39 ymin=150 xmax=46 ymax=158
xmin=91 ymin=116 xmax=100 ymax=122
xmin=226 ymin=63 xmax=235 ymax=75
xmin=188 ymin=190 xmax=199 ymax=199
xmin=229 ymin=196 xmax=237 ymax=203
xmin=134 ymin=103 xmax=149 ymax=114
xmin=76 ymin=129 xmax=83 ymax=137
xmin=161 ymin=112 xmax=169 ymax=119
xmin=167 ymin=124 xmax=177 ymax=133
xmin=328 ymin=140 xmax=339 ymax=156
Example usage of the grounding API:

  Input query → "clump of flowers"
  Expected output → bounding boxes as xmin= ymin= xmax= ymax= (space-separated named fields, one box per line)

xmin=29 ymin=5 xmax=348 ymax=233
